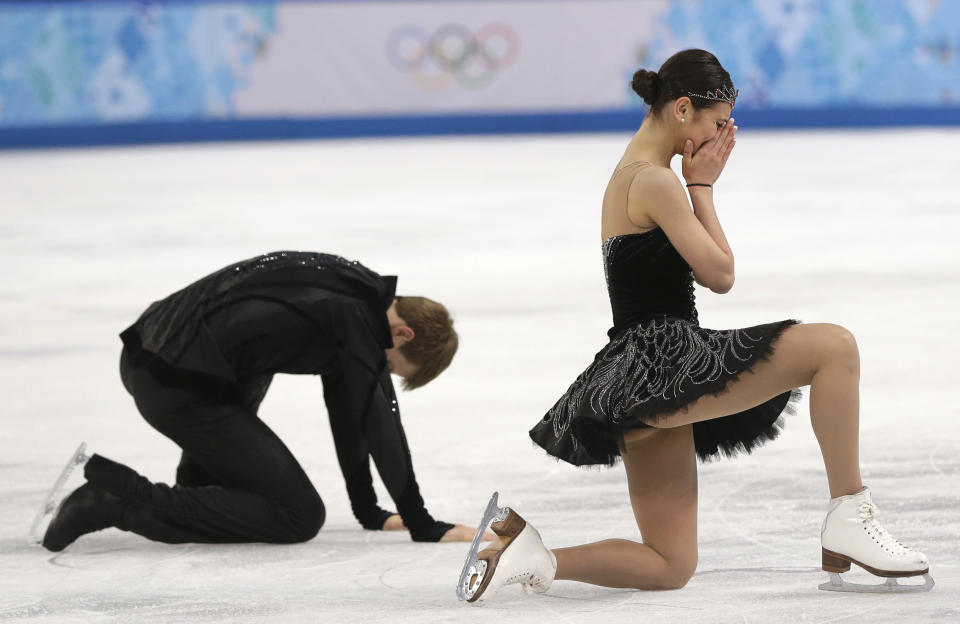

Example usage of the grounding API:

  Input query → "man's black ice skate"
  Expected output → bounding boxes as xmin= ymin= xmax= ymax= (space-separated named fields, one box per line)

xmin=28 ymin=442 xmax=89 ymax=545
xmin=42 ymin=483 xmax=125 ymax=552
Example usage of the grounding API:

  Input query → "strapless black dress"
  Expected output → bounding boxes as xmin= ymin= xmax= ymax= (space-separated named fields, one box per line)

xmin=529 ymin=228 xmax=802 ymax=466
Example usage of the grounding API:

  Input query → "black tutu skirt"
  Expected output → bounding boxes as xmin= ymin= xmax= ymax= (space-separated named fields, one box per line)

xmin=529 ymin=317 xmax=803 ymax=467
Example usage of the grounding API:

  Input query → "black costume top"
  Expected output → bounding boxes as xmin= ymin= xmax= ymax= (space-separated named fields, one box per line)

xmin=120 ymin=251 xmax=452 ymax=542
xmin=604 ymin=226 xmax=698 ymax=333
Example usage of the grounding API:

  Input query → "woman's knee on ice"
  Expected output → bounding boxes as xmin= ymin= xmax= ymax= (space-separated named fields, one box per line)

xmin=628 ymin=551 xmax=697 ymax=590
xmin=649 ymin=555 xmax=697 ymax=590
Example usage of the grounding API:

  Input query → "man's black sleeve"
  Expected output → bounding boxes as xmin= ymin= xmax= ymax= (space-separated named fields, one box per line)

xmin=322 ymin=374 xmax=395 ymax=531
xmin=321 ymin=307 xmax=453 ymax=542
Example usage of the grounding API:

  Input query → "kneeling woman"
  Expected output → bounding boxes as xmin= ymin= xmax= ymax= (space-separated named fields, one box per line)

xmin=459 ymin=49 xmax=932 ymax=600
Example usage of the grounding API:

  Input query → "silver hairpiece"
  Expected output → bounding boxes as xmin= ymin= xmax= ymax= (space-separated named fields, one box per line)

xmin=686 ymin=86 xmax=738 ymax=106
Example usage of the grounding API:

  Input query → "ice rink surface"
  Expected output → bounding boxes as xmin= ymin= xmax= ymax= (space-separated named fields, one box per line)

xmin=1 ymin=128 xmax=958 ymax=623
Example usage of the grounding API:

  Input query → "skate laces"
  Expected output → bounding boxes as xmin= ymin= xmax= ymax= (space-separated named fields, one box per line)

xmin=519 ymin=574 xmax=548 ymax=595
xmin=505 ymin=567 xmax=543 ymax=593
xmin=858 ymin=501 xmax=911 ymax=555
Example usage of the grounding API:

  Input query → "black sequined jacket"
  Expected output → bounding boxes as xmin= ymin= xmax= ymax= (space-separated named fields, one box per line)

xmin=119 ymin=251 xmax=452 ymax=542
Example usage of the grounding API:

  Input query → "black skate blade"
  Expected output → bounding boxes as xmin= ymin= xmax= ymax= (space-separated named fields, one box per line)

xmin=456 ymin=491 xmax=501 ymax=602
xmin=27 ymin=442 xmax=89 ymax=545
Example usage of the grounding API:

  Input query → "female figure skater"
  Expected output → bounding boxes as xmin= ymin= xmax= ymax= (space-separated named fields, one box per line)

xmin=457 ymin=49 xmax=932 ymax=600
xmin=39 ymin=251 xmax=486 ymax=550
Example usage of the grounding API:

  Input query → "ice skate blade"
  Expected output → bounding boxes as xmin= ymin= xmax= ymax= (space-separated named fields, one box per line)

xmin=819 ymin=571 xmax=935 ymax=593
xmin=456 ymin=492 xmax=513 ymax=603
xmin=27 ymin=442 xmax=89 ymax=546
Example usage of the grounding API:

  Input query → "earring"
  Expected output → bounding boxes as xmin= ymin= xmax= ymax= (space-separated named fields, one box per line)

xmin=681 ymin=118 xmax=686 ymax=123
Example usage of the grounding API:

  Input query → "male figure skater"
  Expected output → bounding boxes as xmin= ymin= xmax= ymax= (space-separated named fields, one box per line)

xmin=42 ymin=251 xmax=480 ymax=549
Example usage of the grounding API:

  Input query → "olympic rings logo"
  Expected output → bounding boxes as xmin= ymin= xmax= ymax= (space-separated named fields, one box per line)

xmin=386 ymin=23 xmax=520 ymax=90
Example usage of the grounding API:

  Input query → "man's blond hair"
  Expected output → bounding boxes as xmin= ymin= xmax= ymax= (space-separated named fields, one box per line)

xmin=394 ymin=296 xmax=458 ymax=390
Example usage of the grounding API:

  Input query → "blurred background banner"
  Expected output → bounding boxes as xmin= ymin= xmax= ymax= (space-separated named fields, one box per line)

xmin=1 ymin=0 xmax=958 ymax=147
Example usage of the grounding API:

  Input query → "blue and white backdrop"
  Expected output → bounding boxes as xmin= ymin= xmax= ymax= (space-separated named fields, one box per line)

xmin=1 ymin=0 xmax=958 ymax=147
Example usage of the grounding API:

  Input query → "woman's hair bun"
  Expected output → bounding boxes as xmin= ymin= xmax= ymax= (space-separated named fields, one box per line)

xmin=631 ymin=69 xmax=660 ymax=105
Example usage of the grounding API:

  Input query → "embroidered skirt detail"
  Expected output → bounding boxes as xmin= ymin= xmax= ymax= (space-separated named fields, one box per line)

xmin=530 ymin=317 xmax=803 ymax=467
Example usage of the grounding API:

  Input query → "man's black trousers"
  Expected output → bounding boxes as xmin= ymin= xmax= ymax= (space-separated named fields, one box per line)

xmin=83 ymin=349 xmax=326 ymax=544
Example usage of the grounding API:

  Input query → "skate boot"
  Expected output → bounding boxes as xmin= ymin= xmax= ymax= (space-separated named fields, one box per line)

xmin=42 ymin=482 xmax=127 ymax=552
xmin=819 ymin=486 xmax=934 ymax=592
xmin=28 ymin=442 xmax=89 ymax=545
xmin=457 ymin=492 xmax=557 ymax=603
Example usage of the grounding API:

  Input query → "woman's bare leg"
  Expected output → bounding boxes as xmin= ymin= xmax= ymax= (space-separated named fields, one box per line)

xmin=551 ymin=323 xmax=861 ymax=590
xmin=553 ymin=425 xmax=699 ymax=589
xmin=624 ymin=322 xmax=863 ymax=498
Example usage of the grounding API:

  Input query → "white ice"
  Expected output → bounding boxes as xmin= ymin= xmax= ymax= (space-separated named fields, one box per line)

xmin=1 ymin=129 xmax=958 ymax=622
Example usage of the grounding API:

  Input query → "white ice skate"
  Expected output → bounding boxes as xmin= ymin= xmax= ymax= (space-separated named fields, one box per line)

xmin=819 ymin=486 xmax=933 ymax=593
xmin=27 ymin=442 xmax=90 ymax=545
xmin=456 ymin=492 xmax=557 ymax=603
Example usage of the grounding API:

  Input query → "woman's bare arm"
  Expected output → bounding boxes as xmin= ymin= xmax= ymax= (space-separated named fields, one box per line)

xmin=637 ymin=169 xmax=735 ymax=293
xmin=674 ymin=117 xmax=738 ymax=292
xmin=687 ymin=185 xmax=734 ymax=289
